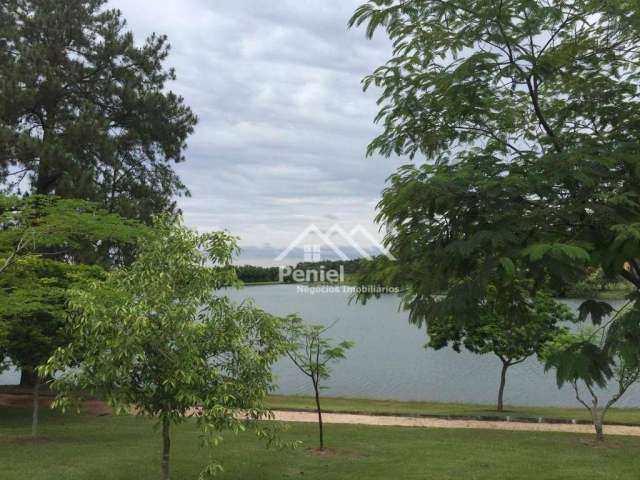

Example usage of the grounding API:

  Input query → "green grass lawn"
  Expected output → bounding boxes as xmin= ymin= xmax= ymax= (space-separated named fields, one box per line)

xmin=2 ymin=406 xmax=640 ymax=479
xmin=266 ymin=395 xmax=640 ymax=425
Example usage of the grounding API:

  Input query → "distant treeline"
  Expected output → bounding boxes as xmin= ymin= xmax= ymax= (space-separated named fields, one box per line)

xmin=294 ymin=259 xmax=361 ymax=274
xmin=235 ymin=265 xmax=282 ymax=283
xmin=235 ymin=260 xmax=629 ymax=298
xmin=236 ymin=259 xmax=363 ymax=284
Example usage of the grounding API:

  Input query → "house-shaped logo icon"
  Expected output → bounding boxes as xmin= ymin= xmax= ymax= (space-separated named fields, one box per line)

xmin=275 ymin=224 xmax=395 ymax=262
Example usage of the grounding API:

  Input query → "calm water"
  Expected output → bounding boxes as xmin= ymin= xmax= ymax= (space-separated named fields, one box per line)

xmin=2 ymin=284 xmax=636 ymax=407
xmin=227 ymin=285 xmax=637 ymax=408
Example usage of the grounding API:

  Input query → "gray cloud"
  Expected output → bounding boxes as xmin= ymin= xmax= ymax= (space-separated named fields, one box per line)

xmin=110 ymin=0 xmax=404 ymax=259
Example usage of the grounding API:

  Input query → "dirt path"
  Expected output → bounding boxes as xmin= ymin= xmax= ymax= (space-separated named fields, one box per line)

xmin=273 ymin=410 xmax=640 ymax=437
xmin=0 ymin=393 xmax=111 ymax=415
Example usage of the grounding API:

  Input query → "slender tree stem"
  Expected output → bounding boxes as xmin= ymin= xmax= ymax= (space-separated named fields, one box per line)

xmin=313 ymin=380 xmax=324 ymax=450
xmin=497 ymin=360 xmax=510 ymax=412
xmin=31 ymin=375 xmax=40 ymax=437
xmin=592 ymin=410 xmax=604 ymax=441
xmin=161 ymin=417 xmax=171 ymax=480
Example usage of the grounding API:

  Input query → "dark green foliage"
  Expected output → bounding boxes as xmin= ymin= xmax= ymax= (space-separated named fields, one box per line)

xmin=0 ymin=258 xmax=104 ymax=376
xmin=354 ymin=153 xmax=640 ymax=327
xmin=427 ymin=278 xmax=572 ymax=410
xmin=428 ymin=281 xmax=571 ymax=357
xmin=235 ymin=265 xmax=281 ymax=284
xmin=578 ymin=300 xmax=615 ymax=325
xmin=350 ymin=0 xmax=640 ymax=163
xmin=351 ymin=0 xmax=640 ymax=427
xmin=0 ymin=0 xmax=197 ymax=221
xmin=350 ymin=0 xmax=640 ymax=306
xmin=0 ymin=194 xmax=143 ymax=433
xmin=294 ymin=259 xmax=362 ymax=275
xmin=544 ymin=333 xmax=615 ymax=390
xmin=236 ymin=260 xmax=363 ymax=284
xmin=543 ymin=316 xmax=640 ymax=440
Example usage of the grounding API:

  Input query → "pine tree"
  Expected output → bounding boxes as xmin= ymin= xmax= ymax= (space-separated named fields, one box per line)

xmin=0 ymin=0 xmax=197 ymax=221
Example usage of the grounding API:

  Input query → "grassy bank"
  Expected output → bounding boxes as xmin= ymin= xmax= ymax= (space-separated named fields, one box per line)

xmin=266 ymin=395 xmax=640 ymax=425
xmin=2 ymin=407 xmax=640 ymax=479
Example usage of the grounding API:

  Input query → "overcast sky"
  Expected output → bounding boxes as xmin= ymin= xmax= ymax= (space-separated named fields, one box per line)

xmin=110 ymin=0 xmax=404 ymax=263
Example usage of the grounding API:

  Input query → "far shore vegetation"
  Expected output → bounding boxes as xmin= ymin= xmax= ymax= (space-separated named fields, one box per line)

xmin=236 ymin=261 xmax=635 ymax=300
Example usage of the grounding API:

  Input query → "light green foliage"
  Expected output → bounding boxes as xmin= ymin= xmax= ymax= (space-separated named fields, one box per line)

xmin=42 ymin=216 xmax=286 ymax=478
xmin=0 ymin=195 xmax=144 ymax=265
xmin=0 ymin=195 xmax=143 ymax=375
xmin=285 ymin=318 xmax=354 ymax=386
xmin=284 ymin=317 xmax=353 ymax=449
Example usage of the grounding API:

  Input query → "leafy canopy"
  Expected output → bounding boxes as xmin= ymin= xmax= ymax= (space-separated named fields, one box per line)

xmin=350 ymin=0 xmax=640 ymax=162
xmin=350 ymin=0 xmax=640 ymax=325
xmin=0 ymin=195 xmax=143 ymax=376
xmin=429 ymin=280 xmax=573 ymax=364
xmin=351 ymin=1 xmax=640 ymax=398
xmin=42 ymin=216 xmax=286 ymax=477
xmin=284 ymin=317 xmax=354 ymax=386
xmin=0 ymin=195 xmax=145 ymax=267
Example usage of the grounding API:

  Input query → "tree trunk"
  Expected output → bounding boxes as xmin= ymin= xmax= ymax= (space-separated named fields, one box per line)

xmin=591 ymin=407 xmax=605 ymax=441
xmin=20 ymin=369 xmax=38 ymax=388
xmin=497 ymin=361 xmax=510 ymax=412
xmin=594 ymin=420 xmax=604 ymax=441
xmin=313 ymin=382 xmax=324 ymax=450
xmin=31 ymin=376 xmax=40 ymax=437
xmin=161 ymin=417 xmax=171 ymax=480
xmin=35 ymin=110 xmax=61 ymax=195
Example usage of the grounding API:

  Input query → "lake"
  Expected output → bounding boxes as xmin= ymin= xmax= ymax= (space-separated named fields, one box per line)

xmin=228 ymin=285 xmax=637 ymax=408
xmin=1 ymin=284 xmax=637 ymax=408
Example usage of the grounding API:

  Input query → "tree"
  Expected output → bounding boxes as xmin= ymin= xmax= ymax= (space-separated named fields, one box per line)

xmin=284 ymin=317 xmax=353 ymax=450
xmin=428 ymin=280 xmax=572 ymax=411
xmin=349 ymin=0 xmax=640 ymax=299
xmin=0 ymin=195 xmax=144 ymax=270
xmin=350 ymin=0 xmax=640 ymax=383
xmin=235 ymin=264 xmax=281 ymax=284
xmin=0 ymin=0 xmax=197 ymax=221
xmin=0 ymin=195 xmax=142 ymax=435
xmin=0 ymin=258 xmax=105 ymax=436
xmin=42 ymin=216 xmax=286 ymax=480
xmin=543 ymin=311 xmax=640 ymax=442
xmin=350 ymin=0 xmax=640 ymax=165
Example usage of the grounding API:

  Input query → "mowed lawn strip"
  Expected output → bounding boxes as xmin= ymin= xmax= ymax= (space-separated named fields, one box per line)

xmin=1 ymin=407 xmax=640 ymax=480
xmin=266 ymin=395 xmax=640 ymax=425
